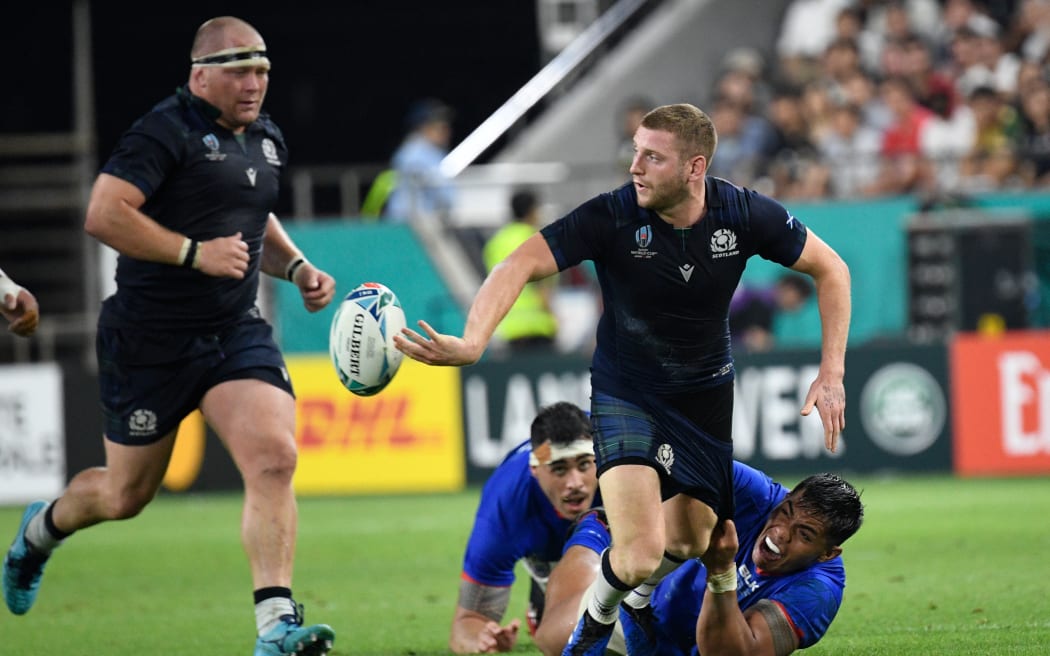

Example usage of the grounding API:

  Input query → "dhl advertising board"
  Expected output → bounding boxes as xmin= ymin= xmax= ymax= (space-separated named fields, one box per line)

xmin=952 ymin=330 xmax=1050 ymax=476
xmin=287 ymin=355 xmax=465 ymax=494
xmin=157 ymin=355 xmax=465 ymax=494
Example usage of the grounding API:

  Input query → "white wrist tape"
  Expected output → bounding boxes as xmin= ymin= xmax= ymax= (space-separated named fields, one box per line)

xmin=706 ymin=567 xmax=738 ymax=594
xmin=0 ymin=273 xmax=24 ymax=301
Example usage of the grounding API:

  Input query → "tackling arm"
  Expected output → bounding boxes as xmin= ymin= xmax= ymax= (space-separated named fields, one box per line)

xmin=450 ymin=579 xmax=520 ymax=653
xmin=534 ymin=545 xmax=601 ymax=656
xmin=697 ymin=520 xmax=799 ymax=656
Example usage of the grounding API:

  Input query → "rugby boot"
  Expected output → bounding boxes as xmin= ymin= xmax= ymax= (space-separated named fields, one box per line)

xmin=253 ymin=602 xmax=335 ymax=656
xmin=562 ymin=609 xmax=615 ymax=656
xmin=3 ymin=501 xmax=50 ymax=615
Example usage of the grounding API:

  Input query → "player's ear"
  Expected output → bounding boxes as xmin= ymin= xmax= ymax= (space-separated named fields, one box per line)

xmin=818 ymin=544 xmax=842 ymax=562
xmin=689 ymin=154 xmax=707 ymax=180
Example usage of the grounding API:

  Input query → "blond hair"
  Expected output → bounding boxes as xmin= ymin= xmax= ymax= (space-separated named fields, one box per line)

xmin=641 ymin=103 xmax=718 ymax=163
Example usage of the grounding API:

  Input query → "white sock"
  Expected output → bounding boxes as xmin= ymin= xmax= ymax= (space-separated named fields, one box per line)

xmin=24 ymin=502 xmax=64 ymax=554
xmin=623 ymin=553 xmax=685 ymax=609
xmin=256 ymin=596 xmax=295 ymax=636
xmin=586 ymin=550 xmax=631 ymax=624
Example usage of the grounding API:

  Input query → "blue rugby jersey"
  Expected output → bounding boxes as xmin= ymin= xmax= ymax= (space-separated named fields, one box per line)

xmin=540 ymin=178 xmax=807 ymax=396
xmin=462 ymin=440 xmax=598 ymax=588
xmin=99 ymin=86 xmax=288 ymax=332
xmin=564 ymin=461 xmax=847 ymax=653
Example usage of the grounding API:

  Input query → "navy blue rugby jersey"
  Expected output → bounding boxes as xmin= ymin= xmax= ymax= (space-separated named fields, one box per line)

xmin=99 ymin=86 xmax=288 ymax=332
xmin=540 ymin=178 xmax=807 ymax=395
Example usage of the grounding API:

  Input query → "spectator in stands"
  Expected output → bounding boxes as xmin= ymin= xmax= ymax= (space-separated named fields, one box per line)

xmin=717 ymin=47 xmax=773 ymax=115
xmin=482 ymin=188 xmax=559 ymax=353
xmin=762 ymin=87 xmax=829 ymax=199
xmin=1015 ymin=0 xmax=1050 ymax=63
xmin=0 ymin=267 xmax=39 ymax=337
xmin=729 ymin=273 xmax=814 ymax=354
xmin=707 ymin=96 xmax=773 ymax=184
xmin=930 ymin=0 xmax=983 ymax=65
xmin=776 ymin=0 xmax=855 ymax=86
xmin=616 ymin=96 xmax=654 ymax=174
xmin=1015 ymin=78 xmax=1050 ymax=187
xmin=818 ymin=101 xmax=883 ymax=198
xmin=870 ymin=75 xmax=939 ymax=195
xmin=900 ymin=33 xmax=960 ymax=120
xmin=959 ymin=84 xmax=1023 ymax=189
xmin=819 ymin=37 xmax=867 ymax=105
xmin=383 ymin=98 xmax=456 ymax=223
xmin=964 ymin=13 xmax=1022 ymax=97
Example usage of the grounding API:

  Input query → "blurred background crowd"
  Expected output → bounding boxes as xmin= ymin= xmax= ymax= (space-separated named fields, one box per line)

xmin=700 ymin=0 xmax=1050 ymax=201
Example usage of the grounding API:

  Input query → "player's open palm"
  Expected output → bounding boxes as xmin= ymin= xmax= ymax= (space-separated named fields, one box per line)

xmin=394 ymin=320 xmax=481 ymax=366
xmin=197 ymin=232 xmax=250 ymax=279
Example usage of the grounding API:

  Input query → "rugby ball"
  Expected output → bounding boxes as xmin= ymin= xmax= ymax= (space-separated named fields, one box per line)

xmin=329 ymin=282 xmax=407 ymax=396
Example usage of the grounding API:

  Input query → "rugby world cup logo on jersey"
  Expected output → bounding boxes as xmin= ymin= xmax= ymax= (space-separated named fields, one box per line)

xmin=202 ymin=133 xmax=225 ymax=161
xmin=631 ymin=225 xmax=658 ymax=259
xmin=710 ymin=228 xmax=739 ymax=259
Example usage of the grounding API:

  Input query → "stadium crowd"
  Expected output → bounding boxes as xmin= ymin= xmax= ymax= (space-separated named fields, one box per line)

xmin=690 ymin=0 xmax=1050 ymax=201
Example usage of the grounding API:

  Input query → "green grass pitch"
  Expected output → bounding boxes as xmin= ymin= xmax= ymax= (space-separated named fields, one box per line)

xmin=2 ymin=474 xmax=1048 ymax=655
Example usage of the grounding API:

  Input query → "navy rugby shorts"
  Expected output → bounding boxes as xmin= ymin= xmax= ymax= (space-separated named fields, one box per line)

xmin=96 ymin=316 xmax=293 ymax=445
xmin=590 ymin=381 xmax=734 ymax=519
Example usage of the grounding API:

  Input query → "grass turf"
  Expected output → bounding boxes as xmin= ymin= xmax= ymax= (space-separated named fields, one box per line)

xmin=1 ymin=474 xmax=1048 ymax=655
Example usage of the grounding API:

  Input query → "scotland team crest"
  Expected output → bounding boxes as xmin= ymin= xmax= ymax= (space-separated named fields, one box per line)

xmin=635 ymin=225 xmax=652 ymax=248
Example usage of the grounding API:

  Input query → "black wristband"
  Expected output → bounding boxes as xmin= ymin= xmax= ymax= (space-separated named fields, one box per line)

xmin=286 ymin=256 xmax=306 ymax=282
xmin=182 ymin=240 xmax=199 ymax=268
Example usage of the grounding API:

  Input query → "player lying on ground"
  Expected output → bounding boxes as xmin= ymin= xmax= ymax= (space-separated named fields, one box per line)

xmin=539 ymin=461 xmax=864 ymax=656
xmin=451 ymin=402 xmax=600 ymax=654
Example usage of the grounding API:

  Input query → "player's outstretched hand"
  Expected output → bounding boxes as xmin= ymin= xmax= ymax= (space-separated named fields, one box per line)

xmin=196 ymin=232 xmax=250 ymax=279
xmin=701 ymin=519 xmax=739 ymax=574
xmin=477 ymin=618 xmax=520 ymax=653
xmin=394 ymin=320 xmax=481 ymax=366
xmin=2 ymin=288 xmax=39 ymax=337
xmin=801 ymin=370 xmax=846 ymax=453
xmin=292 ymin=263 xmax=335 ymax=312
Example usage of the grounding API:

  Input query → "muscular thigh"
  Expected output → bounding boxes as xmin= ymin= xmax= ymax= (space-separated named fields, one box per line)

xmin=591 ymin=387 xmax=735 ymax=520
xmin=202 ymin=379 xmax=297 ymax=470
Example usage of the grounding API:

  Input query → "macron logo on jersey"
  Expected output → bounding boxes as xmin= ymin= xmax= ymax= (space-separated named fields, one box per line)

xmin=679 ymin=264 xmax=694 ymax=282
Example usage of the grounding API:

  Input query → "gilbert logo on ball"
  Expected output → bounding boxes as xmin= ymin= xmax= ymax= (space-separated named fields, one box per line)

xmin=329 ymin=282 xmax=407 ymax=396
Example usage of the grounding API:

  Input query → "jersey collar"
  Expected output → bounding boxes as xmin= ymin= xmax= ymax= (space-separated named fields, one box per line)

xmin=176 ymin=85 xmax=223 ymax=123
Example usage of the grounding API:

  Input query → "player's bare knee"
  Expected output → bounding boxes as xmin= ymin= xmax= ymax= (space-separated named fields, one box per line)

xmin=614 ymin=541 xmax=664 ymax=585
xmin=243 ymin=440 xmax=297 ymax=485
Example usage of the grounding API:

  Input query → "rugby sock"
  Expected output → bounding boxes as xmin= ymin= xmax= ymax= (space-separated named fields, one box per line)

xmin=586 ymin=548 xmax=634 ymax=624
xmin=254 ymin=586 xmax=295 ymax=636
xmin=623 ymin=551 xmax=686 ymax=609
xmin=24 ymin=501 xmax=70 ymax=553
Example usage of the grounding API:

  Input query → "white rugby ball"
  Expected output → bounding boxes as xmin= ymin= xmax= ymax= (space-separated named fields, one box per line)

xmin=329 ymin=282 xmax=407 ymax=396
